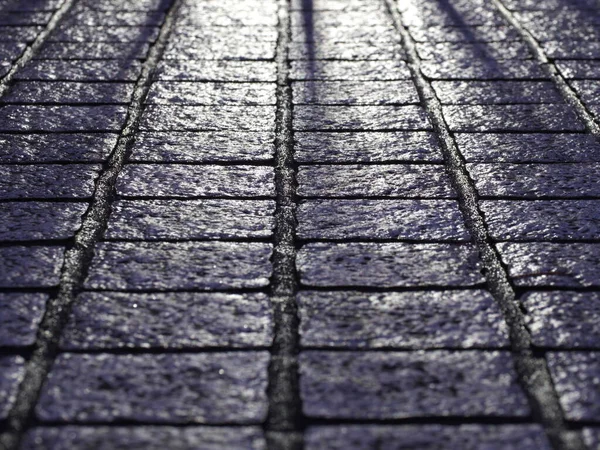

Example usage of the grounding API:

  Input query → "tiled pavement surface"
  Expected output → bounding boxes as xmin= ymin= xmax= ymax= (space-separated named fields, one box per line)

xmin=0 ymin=0 xmax=599 ymax=449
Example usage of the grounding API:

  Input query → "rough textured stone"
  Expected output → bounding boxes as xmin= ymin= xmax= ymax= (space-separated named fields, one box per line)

xmin=523 ymin=291 xmax=600 ymax=348
xmin=290 ymin=10 xmax=392 ymax=27
xmin=146 ymin=82 xmax=275 ymax=105
xmin=36 ymin=352 xmax=270 ymax=423
xmin=402 ymin=7 xmax=504 ymax=28
xmin=294 ymin=132 xmax=442 ymax=163
xmin=297 ymin=199 xmax=468 ymax=240
xmin=85 ymin=241 xmax=272 ymax=290
xmin=570 ymin=80 xmax=600 ymax=104
xmin=410 ymin=25 xmax=522 ymax=43
xmin=154 ymin=60 xmax=276 ymax=82
xmin=543 ymin=40 xmax=600 ymax=59
xmin=106 ymin=199 xmax=275 ymax=239
xmin=0 ymin=293 xmax=47 ymax=347
xmin=433 ymin=81 xmax=562 ymax=104
xmin=297 ymin=165 xmax=454 ymax=198
xmin=421 ymin=59 xmax=546 ymax=80
xmin=444 ymin=105 xmax=584 ymax=131
xmin=556 ymin=60 xmax=600 ymax=80
xmin=0 ymin=42 xmax=26 ymax=61
xmin=0 ymin=26 xmax=41 ymax=42
xmin=0 ymin=164 xmax=101 ymax=199
xmin=61 ymin=292 xmax=272 ymax=349
xmin=292 ymin=81 xmax=419 ymax=105
xmin=21 ymin=426 xmax=267 ymax=450
xmin=304 ymin=425 xmax=551 ymax=450
xmin=163 ymin=40 xmax=275 ymax=60
xmin=4 ymin=81 xmax=134 ymax=104
xmin=498 ymin=242 xmax=600 ymax=287
xmin=456 ymin=133 xmax=600 ymax=163
xmin=0 ymin=12 xmax=51 ymax=26
xmin=0 ymin=246 xmax=63 ymax=288
xmin=416 ymin=41 xmax=532 ymax=61
xmin=289 ymin=41 xmax=405 ymax=60
xmin=0 ymin=202 xmax=87 ymax=240
xmin=300 ymin=351 xmax=529 ymax=418
xmin=468 ymin=163 xmax=600 ymax=198
xmin=291 ymin=26 xmax=399 ymax=44
xmin=61 ymin=11 xmax=164 ymax=27
xmin=117 ymin=165 xmax=274 ymax=198
xmin=15 ymin=60 xmax=142 ymax=81
xmin=481 ymin=200 xmax=600 ymax=240
xmin=171 ymin=27 xmax=277 ymax=42
xmin=74 ymin=0 xmax=171 ymax=10
xmin=297 ymin=243 xmax=484 ymax=287
xmin=140 ymin=105 xmax=275 ymax=131
xmin=583 ymin=428 xmax=600 ymax=450
xmin=49 ymin=25 xmax=160 ymax=42
xmin=0 ymin=106 xmax=127 ymax=132
xmin=290 ymin=60 xmax=411 ymax=81
xmin=36 ymin=42 xmax=149 ymax=59
xmin=176 ymin=11 xmax=277 ymax=27
xmin=298 ymin=290 xmax=508 ymax=348
xmin=547 ymin=352 xmax=600 ymax=422
xmin=0 ymin=356 xmax=25 ymax=420
xmin=129 ymin=132 xmax=274 ymax=162
xmin=290 ymin=0 xmax=383 ymax=10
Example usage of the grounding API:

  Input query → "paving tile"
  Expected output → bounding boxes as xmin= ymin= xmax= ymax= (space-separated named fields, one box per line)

xmin=402 ymin=8 xmax=504 ymax=28
xmin=49 ymin=26 xmax=160 ymax=42
xmin=0 ymin=12 xmax=52 ymax=26
xmin=410 ymin=25 xmax=522 ymax=43
xmin=298 ymin=290 xmax=508 ymax=348
xmin=163 ymin=40 xmax=276 ymax=60
xmin=75 ymin=0 xmax=171 ymax=10
xmin=0 ymin=202 xmax=87 ymax=240
xmin=584 ymin=428 xmax=600 ymax=450
xmin=299 ymin=351 xmax=529 ymax=418
xmin=433 ymin=81 xmax=562 ymax=104
xmin=36 ymin=352 xmax=270 ymax=423
xmin=154 ymin=60 xmax=276 ymax=82
xmin=444 ymin=105 xmax=584 ymax=131
xmin=61 ymin=292 xmax=272 ymax=349
xmin=0 ymin=356 xmax=25 ymax=420
xmin=35 ymin=42 xmax=150 ymax=59
xmin=556 ymin=60 xmax=600 ymax=80
xmin=60 ymin=11 xmax=165 ymax=27
xmin=117 ymin=165 xmax=274 ymax=198
xmin=176 ymin=11 xmax=277 ymax=27
xmin=3 ymin=81 xmax=134 ymax=104
xmin=129 ymin=131 xmax=274 ymax=162
xmin=0 ymin=42 xmax=26 ymax=62
xmin=84 ymin=241 xmax=272 ymax=290
xmin=297 ymin=199 xmax=468 ymax=240
xmin=290 ymin=0 xmax=383 ymax=10
xmin=106 ymin=199 xmax=275 ymax=239
xmin=0 ymin=0 xmax=60 ymax=12
xmin=543 ymin=40 xmax=600 ymax=59
xmin=421 ymin=59 xmax=546 ymax=80
xmin=523 ymin=291 xmax=600 ymax=348
xmin=416 ymin=41 xmax=533 ymax=61
xmin=304 ymin=425 xmax=551 ymax=450
xmin=456 ymin=133 xmax=600 ymax=163
xmin=291 ymin=26 xmax=400 ymax=44
xmin=570 ymin=80 xmax=600 ymax=104
xmin=0 ymin=106 xmax=127 ymax=131
xmin=0 ymin=165 xmax=101 ymax=199
xmin=498 ymin=242 xmax=600 ymax=287
xmin=468 ymin=163 xmax=600 ymax=198
xmin=146 ymin=82 xmax=276 ymax=105
xmin=297 ymin=243 xmax=484 ymax=287
xmin=0 ymin=246 xmax=63 ymax=288
xmin=15 ymin=60 xmax=142 ymax=81
xmin=140 ymin=105 xmax=275 ymax=131
xmin=293 ymin=105 xmax=431 ymax=130
xmin=289 ymin=41 xmax=405 ymax=60
xmin=290 ymin=60 xmax=411 ymax=81
xmin=21 ymin=426 xmax=267 ymax=450
xmin=547 ymin=352 xmax=600 ymax=422
xmin=171 ymin=27 xmax=278 ymax=42
xmin=0 ymin=293 xmax=47 ymax=347
xmin=297 ymin=165 xmax=454 ymax=198
xmin=289 ymin=10 xmax=392 ymax=27
xmin=292 ymin=81 xmax=419 ymax=105
xmin=294 ymin=131 xmax=443 ymax=163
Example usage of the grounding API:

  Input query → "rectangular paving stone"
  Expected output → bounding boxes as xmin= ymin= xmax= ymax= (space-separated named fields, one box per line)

xmin=416 ymin=41 xmax=532 ymax=61
xmin=61 ymin=292 xmax=272 ymax=349
xmin=4 ymin=81 xmax=134 ymax=104
xmin=163 ymin=40 xmax=275 ymax=60
xmin=75 ymin=0 xmax=171 ymax=10
xmin=176 ymin=11 xmax=277 ymax=27
xmin=106 ymin=199 xmax=275 ymax=239
xmin=0 ymin=26 xmax=42 ymax=42
xmin=290 ymin=60 xmax=411 ymax=81
xmin=15 ymin=60 xmax=142 ymax=81
xmin=297 ymin=165 xmax=454 ymax=198
xmin=410 ymin=25 xmax=522 ymax=43
xmin=297 ymin=199 xmax=468 ymax=240
xmin=290 ymin=0 xmax=383 ymax=10
xmin=289 ymin=41 xmax=405 ymax=60
xmin=140 ymin=105 xmax=275 ymax=131
xmin=522 ymin=291 xmax=600 ymax=348
xmin=304 ymin=425 xmax=551 ymax=450
xmin=456 ymin=133 xmax=600 ymax=163
xmin=146 ymin=82 xmax=276 ymax=105
xmin=293 ymin=106 xmax=431 ymax=130
xmin=22 ymin=426 xmax=267 ymax=450
xmin=294 ymin=132 xmax=443 ymax=163
xmin=402 ymin=8 xmax=505 ymax=28
xmin=0 ymin=356 xmax=25 ymax=420
xmin=297 ymin=242 xmax=484 ymax=287
xmin=0 ymin=42 xmax=26 ymax=62
xmin=154 ymin=60 xmax=276 ymax=82
xmin=584 ymin=428 xmax=600 ymax=449
xmin=468 ymin=163 xmax=600 ymax=198
xmin=172 ymin=27 xmax=278 ymax=42
xmin=432 ymin=81 xmax=562 ymax=104
xmin=0 ymin=12 xmax=51 ymax=26
xmin=0 ymin=106 xmax=127 ymax=131
xmin=421 ymin=59 xmax=546 ymax=80
xmin=0 ymin=293 xmax=47 ymax=348
xmin=49 ymin=26 xmax=160 ymax=42
xmin=481 ymin=200 xmax=600 ymax=240
xmin=117 ymin=165 xmax=274 ymax=198
xmin=290 ymin=11 xmax=392 ymax=27
xmin=130 ymin=131 xmax=274 ymax=162
xmin=298 ymin=290 xmax=508 ymax=348
xmin=547 ymin=352 xmax=600 ymax=422
xmin=36 ymin=42 xmax=150 ymax=59
xmin=497 ymin=242 xmax=600 ymax=287
xmin=543 ymin=40 xmax=600 ymax=59
xmin=556 ymin=60 xmax=600 ymax=80
xmin=0 ymin=165 xmax=101 ymax=199
xmin=292 ymin=81 xmax=419 ymax=105
xmin=444 ymin=105 xmax=584 ymax=131
xmin=291 ymin=26 xmax=399 ymax=44
xmin=300 ymin=351 xmax=529 ymax=419
xmin=85 ymin=241 xmax=272 ymax=290
xmin=570 ymin=80 xmax=600 ymax=104
xmin=61 ymin=11 xmax=165 ymax=26
xmin=0 ymin=246 xmax=63 ymax=288
xmin=0 ymin=202 xmax=87 ymax=240
xmin=36 ymin=352 xmax=270 ymax=423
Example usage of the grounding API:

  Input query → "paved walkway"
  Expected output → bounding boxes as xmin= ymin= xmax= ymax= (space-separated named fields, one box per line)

xmin=0 ymin=0 xmax=599 ymax=448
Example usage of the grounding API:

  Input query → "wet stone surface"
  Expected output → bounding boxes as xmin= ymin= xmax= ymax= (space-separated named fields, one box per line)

xmin=557 ymin=60 xmax=600 ymax=80
xmin=410 ymin=25 xmax=522 ymax=43
xmin=35 ymin=42 xmax=150 ymax=59
xmin=416 ymin=41 xmax=533 ymax=61
xmin=36 ymin=352 xmax=270 ymax=423
xmin=15 ymin=60 xmax=143 ymax=81
xmin=0 ymin=202 xmax=87 ymax=240
xmin=49 ymin=25 xmax=160 ymax=43
xmin=154 ymin=60 xmax=277 ymax=82
xmin=0 ymin=356 xmax=25 ymax=420
xmin=146 ymin=82 xmax=276 ymax=105
xmin=0 ymin=293 xmax=47 ymax=348
xmin=61 ymin=292 xmax=273 ymax=349
xmin=300 ymin=351 xmax=530 ymax=419
xmin=290 ymin=60 xmax=411 ymax=81
xmin=432 ymin=81 xmax=563 ymax=104
xmin=421 ymin=59 xmax=547 ymax=80
xmin=298 ymin=290 xmax=508 ymax=348
xmin=0 ymin=246 xmax=64 ymax=288
xmin=0 ymin=106 xmax=127 ymax=131
xmin=3 ymin=81 xmax=135 ymax=104
xmin=292 ymin=81 xmax=419 ymax=105
xmin=288 ymin=41 xmax=405 ymax=60
xmin=584 ymin=428 xmax=600 ymax=450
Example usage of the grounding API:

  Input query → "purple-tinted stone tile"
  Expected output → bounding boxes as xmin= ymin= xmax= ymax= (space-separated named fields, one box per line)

xmin=0 ymin=356 xmax=25 ymax=420
xmin=0 ymin=293 xmax=47 ymax=347
xmin=0 ymin=202 xmax=87 ymax=240
xmin=0 ymin=246 xmax=63 ymax=287
xmin=294 ymin=106 xmax=430 ymax=130
xmin=15 ymin=60 xmax=142 ymax=81
xmin=0 ymin=106 xmax=127 ymax=131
